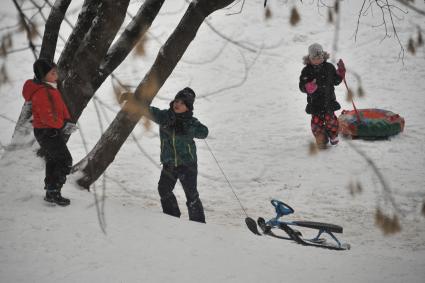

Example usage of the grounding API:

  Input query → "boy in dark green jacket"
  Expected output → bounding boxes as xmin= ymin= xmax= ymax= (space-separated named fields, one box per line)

xmin=149 ymin=87 xmax=208 ymax=223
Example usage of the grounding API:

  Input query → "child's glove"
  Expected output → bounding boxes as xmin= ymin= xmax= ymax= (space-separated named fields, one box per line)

xmin=336 ymin=59 xmax=346 ymax=79
xmin=62 ymin=122 xmax=78 ymax=135
xmin=305 ymin=80 xmax=318 ymax=94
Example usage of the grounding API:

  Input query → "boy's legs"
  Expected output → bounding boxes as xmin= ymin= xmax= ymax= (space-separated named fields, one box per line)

xmin=158 ymin=164 xmax=181 ymax=218
xmin=44 ymin=139 xmax=72 ymax=190
xmin=178 ymin=164 xmax=205 ymax=223
xmin=34 ymin=129 xmax=72 ymax=205
xmin=324 ymin=112 xmax=339 ymax=144
xmin=311 ymin=114 xmax=328 ymax=148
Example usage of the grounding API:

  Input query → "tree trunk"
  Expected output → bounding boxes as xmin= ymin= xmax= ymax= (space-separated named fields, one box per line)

xmin=93 ymin=0 xmax=166 ymax=90
xmin=39 ymin=0 xmax=72 ymax=60
xmin=76 ymin=0 xmax=236 ymax=189
xmin=57 ymin=0 xmax=101 ymax=74
xmin=59 ymin=0 xmax=130 ymax=121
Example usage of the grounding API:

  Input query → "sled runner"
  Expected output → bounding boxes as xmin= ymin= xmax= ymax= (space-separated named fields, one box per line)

xmin=246 ymin=199 xmax=350 ymax=250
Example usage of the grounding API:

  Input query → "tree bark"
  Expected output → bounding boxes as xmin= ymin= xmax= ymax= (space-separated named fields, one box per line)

xmin=92 ymin=0 xmax=165 ymax=90
xmin=39 ymin=0 xmax=72 ymax=61
xmin=60 ymin=0 xmax=130 ymax=121
xmin=58 ymin=0 xmax=101 ymax=73
xmin=75 ymin=0 xmax=236 ymax=189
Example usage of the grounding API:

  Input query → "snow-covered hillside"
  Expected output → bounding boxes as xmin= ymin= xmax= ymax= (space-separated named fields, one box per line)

xmin=1 ymin=1 xmax=425 ymax=282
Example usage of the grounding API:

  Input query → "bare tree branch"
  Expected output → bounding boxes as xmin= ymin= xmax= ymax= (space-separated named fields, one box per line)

xmin=225 ymin=0 xmax=245 ymax=15
xmin=354 ymin=0 xmax=411 ymax=60
xmin=60 ymin=0 xmax=130 ymax=121
xmin=57 ymin=0 xmax=101 ymax=72
xmin=394 ymin=0 xmax=425 ymax=16
xmin=38 ymin=0 xmax=72 ymax=60
xmin=384 ymin=0 xmax=405 ymax=60
xmin=92 ymin=0 xmax=166 ymax=90
xmin=11 ymin=0 xmax=38 ymax=59
xmin=346 ymin=140 xmax=404 ymax=217
xmin=0 ymin=46 xmax=41 ymax=56
xmin=198 ymin=45 xmax=262 ymax=98
xmin=203 ymin=19 xmax=257 ymax=53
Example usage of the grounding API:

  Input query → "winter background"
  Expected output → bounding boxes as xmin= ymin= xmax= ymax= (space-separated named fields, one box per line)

xmin=1 ymin=0 xmax=425 ymax=282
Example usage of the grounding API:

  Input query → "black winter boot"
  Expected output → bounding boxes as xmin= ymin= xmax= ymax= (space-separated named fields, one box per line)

xmin=44 ymin=190 xmax=70 ymax=206
xmin=187 ymin=198 xmax=205 ymax=223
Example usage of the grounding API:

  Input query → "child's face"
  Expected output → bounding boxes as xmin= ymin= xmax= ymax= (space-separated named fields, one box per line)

xmin=173 ymin=99 xmax=188 ymax=113
xmin=44 ymin=67 xmax=58 ymax=83
xmin=310 ymin=57 xmax=324 ymax=65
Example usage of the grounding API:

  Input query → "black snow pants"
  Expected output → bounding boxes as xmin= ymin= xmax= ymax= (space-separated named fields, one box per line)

xmin=34 ymin=128 xmax=72 ymax=192
xmin=158 ymin=163 xmax=205 ymax=223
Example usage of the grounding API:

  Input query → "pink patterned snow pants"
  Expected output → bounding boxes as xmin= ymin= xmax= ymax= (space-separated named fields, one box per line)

xmin=311 ymin=112 xmax=339 ymax=140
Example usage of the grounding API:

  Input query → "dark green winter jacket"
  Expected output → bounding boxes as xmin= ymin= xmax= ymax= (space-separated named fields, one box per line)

xmin=149 ymin=106 xmax=208 ymax=166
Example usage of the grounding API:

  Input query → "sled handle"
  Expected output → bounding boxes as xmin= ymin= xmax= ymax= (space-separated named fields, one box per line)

xmin=271 ymin=199 xmax=294 ymax=216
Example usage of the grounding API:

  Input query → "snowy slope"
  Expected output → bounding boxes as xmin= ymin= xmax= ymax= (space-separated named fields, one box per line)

xmin=1 ymin=0 xmax=425 ymax=282
xmin=1 ymin=148 xmax=425 ymax=283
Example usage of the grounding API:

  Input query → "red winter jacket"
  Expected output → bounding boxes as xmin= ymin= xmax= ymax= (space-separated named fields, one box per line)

xmin=22 ymin=79 xmax=71 ymax=129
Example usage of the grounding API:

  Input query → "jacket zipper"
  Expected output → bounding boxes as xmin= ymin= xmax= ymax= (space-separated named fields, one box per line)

xmin=188 ymin=144 xmax=194 ymax=160
xmin=172 ymin=129 xmax=178 ymax=167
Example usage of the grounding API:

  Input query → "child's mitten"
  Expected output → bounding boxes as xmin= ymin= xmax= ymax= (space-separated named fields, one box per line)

xmin=62 ymin=122 xmax=78 ymax=135
xmin=305 ymin=80 xmax=318 ymax=94
xmin=337 ymin=59 xmax=346 ymax=78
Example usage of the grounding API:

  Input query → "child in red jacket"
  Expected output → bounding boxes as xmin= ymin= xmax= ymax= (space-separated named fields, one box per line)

xmin=23 ymin=58 xmax=76 ymax=206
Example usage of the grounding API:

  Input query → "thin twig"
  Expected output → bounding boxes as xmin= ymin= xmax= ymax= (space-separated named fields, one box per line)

xmin=29 ymin=0 xmax=68 ymax=45
xmin=393 ymin=0 xmax=425 ymax=16
xmin=11 ymin=0 xmax=38 ymax=59
xmin=92 ymin=98 xmax=108 ymax=228
xmin=198 ymin=44 xmax=263 ymax=98
xmin=346 ymin=140 xmax=404 ymax=217
xmin=77 ymin=121 xmax=107 ymax=234
xmin=226 ymin=0 xmax=245 ymax=15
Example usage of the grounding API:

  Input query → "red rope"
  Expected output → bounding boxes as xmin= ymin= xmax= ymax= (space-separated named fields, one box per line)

xmin=343 ymin=78 xmax=361 ymax=123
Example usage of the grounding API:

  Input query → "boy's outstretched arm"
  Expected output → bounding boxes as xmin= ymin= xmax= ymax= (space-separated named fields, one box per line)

xmin=189 ymin=119 xmax=208 ymax=139
xmin=148 ymin=106 xmax=175 ymax=126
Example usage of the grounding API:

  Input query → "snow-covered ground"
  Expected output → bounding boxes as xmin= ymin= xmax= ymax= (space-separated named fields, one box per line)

xmin=1 ymin=1 xmax=425 ymax=282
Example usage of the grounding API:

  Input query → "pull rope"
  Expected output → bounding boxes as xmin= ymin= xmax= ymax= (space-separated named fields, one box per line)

xmin=342 ymin=78 xmax=361 ymax=123
xmin=203 ymin=139 xmax=249 ymax=218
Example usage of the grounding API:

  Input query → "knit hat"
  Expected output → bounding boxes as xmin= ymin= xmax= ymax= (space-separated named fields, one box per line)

xmin=308 ymin=43 xmax=324 ymax=59
xmin=33 ymin=58 xmax=57 ymax=81
xmin=174 ymin=87 xmax=196 ymax=111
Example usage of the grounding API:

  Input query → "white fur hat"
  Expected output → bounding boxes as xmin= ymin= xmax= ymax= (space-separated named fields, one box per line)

xmin=308 ymin=43 xmax=324 ymax=59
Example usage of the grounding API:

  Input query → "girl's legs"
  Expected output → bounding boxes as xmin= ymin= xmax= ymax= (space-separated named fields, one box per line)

xmin=311 ymin=114 xmax=328 ymax=148
xmin=324 ymin=112 xmax=339 ymax=144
